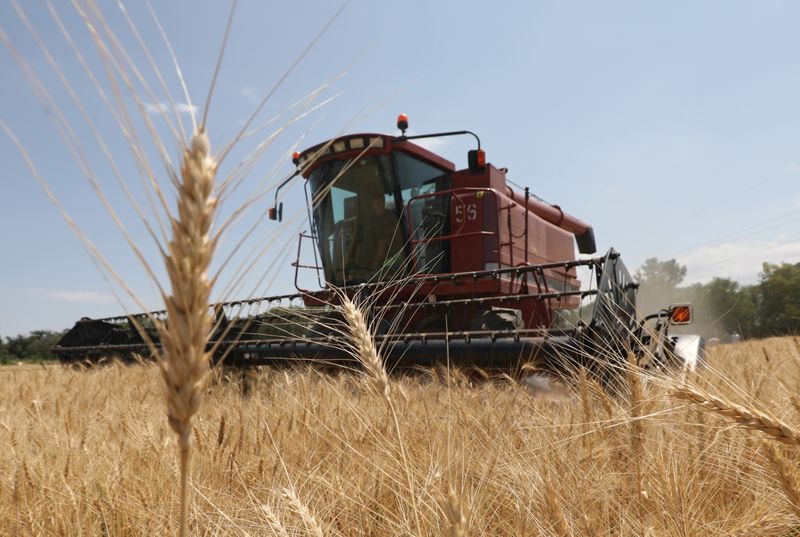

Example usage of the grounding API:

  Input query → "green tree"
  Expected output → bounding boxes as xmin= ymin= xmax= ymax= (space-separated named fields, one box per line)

xmin=633 ymin=258 xmax=800 ymax=340
xmin=694 ymin=278 xmax=757 ymax=338
xmin=634 ymin=258 xmax=688 ymax=317
xmin=635 ymin=258 xmax=687 ymax=288
xmin=756 ymin=262 xmax=800 ymax=336
xmin=5 ymin=330 xmax=64 ymax=362
xmin=0 ymin=335 xmax=7 ymax=364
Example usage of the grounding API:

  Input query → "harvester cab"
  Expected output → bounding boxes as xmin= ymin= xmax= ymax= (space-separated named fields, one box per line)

xmin=286 ymin=115 xmax=599 ymax=330
xmin=53 ymin=116 xmax=704 ymax=378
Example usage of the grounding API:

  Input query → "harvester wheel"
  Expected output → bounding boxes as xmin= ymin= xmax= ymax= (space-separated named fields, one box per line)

xmin=415 ymin=313 xmax=448 ymax=333
xmin=469 ymin=307 xmax=524 ymax=331
xmin=307 ymin=310 xmax=390 ymax=339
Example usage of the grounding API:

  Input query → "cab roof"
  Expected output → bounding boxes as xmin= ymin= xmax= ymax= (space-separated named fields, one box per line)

xmin=297 ymin=133 xmax=456 ymax=178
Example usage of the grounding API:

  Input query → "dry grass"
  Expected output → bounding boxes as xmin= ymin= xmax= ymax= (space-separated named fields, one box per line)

xmin=1 ymin=336 xmax=799 ymax=536
xmin=762 ymin=442 xmax=800 ymax=520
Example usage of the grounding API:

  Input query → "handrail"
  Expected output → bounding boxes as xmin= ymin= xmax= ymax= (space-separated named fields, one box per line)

xmin=404 ymin=187 xmax=502 ymax=274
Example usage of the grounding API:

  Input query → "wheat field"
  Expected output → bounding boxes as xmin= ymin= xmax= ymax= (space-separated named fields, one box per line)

xmin=4 ymin=3 xmax=799 ymax=536
xmin=1 ymin=337 xmax=798 ymax=536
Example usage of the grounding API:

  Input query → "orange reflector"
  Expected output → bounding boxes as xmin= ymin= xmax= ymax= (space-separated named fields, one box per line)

xmin=292 ymin=151 xmax=300 ymax=165
xmin=268 ymin=207 xmax=278 ymax=221
xmin=397 ymin=113 xmax=409 ymax=131
xmin=476 ymin=149 xmax=486 ymax=167
xmin=669 ymin=304 xmax=692 ymax=325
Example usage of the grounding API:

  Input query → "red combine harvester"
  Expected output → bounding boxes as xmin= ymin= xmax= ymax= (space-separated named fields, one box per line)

xmin=53 ymin=115 xmax=704 ymax=376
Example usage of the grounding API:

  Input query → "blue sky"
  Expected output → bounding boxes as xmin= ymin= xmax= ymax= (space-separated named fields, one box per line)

xmin=1 ymin=0 xmax=799 ymax=336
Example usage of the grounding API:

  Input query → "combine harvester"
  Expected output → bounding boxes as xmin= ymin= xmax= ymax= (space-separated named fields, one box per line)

xmin=53 ymin=115 xmax=704 ymax=377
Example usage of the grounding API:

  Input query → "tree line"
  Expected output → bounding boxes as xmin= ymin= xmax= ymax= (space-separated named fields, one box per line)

xmin=0 ymin=330 xmax=66 ymax=364
xmin=635 ymin=258 xmax=800 ymax=340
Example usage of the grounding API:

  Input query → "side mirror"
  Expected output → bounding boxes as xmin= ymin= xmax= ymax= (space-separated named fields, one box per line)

xmin=468 ymin=149 xmax=486 ymax=173
xmin=268 ymin=202 xmax=283 ymax=222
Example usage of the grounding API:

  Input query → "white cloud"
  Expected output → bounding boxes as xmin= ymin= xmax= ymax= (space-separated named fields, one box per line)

xmin=40 ymin=290 xmax=116 ymax=304
xmin=784 ymin=163 xmax=800 ymax=172
xmin=240 ymin=86 xmax=259 ymax=102
xmin=143 ymin=101 xmax=197 ymax=116
xmin=678 ymin=240 xmax=800 ymax=285
xmin=408 ymin=135 xmax=450 ymax=154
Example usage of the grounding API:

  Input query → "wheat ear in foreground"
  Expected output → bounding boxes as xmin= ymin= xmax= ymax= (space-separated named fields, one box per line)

xmin=156 ymin=127 xmax=218 ymax=537
xmin=339 ymin=294 xmax=390 ymax=398
xmin=671 ymin=386 xmax=800 ymax=445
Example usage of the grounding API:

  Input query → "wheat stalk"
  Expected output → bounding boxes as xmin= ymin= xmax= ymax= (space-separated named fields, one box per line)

xmin=790 ymin=395 xmax=800 ymax=419
xmin=543 ymin=481 xmax=570 ymax=537
xmin=444 ymin=487 xmax=469 ymax=537
xmin=156 ymin=127 xmax=218 ymax=537
xmin=761 ymin=442 xmax=800 ymax=519
xmin=626 ymin=354 xmax=646 ymax=496
xmin=260 ymin=504 xmax=290 ymax=537
xmin=339 ymin=295 xmax=390 ymax=399
xmin=282 ymin=488 xmax=325 ymax=537
xmin=578 ymin=368 xmax=593 ymax=441
xmin=337 ymin=293 xmax=422 ymax=536
xmin=671 ymin=387 xmax=800 ymax=446
xmin=587 ymin=376 xmax=615 ymax=423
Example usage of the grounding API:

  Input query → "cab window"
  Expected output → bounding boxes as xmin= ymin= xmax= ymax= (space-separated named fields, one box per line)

xmin=309 ymin=155 xmax=405 ymax=285
xmin=393 ymin=152 xmax=450 ymax=273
